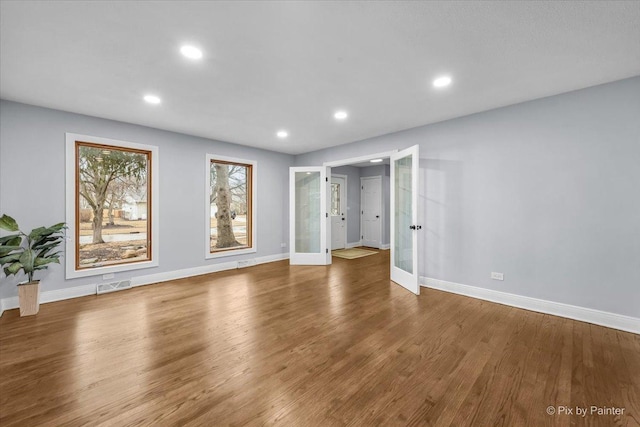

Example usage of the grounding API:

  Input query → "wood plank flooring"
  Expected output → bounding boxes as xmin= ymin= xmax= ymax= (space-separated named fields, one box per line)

xmin=1 ymin=251 xmax=638 ymax=426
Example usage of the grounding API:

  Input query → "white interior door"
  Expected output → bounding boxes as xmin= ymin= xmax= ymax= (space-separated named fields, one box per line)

xmin=361 ymin=176 xmax=382 ymax=248
xmin=390 ymin=145 xmax=420 ymax=294
xmin=290 ymin=167 xmax=331 ymax=265
xmin=331 ymin=176 xmax=346 ymax=250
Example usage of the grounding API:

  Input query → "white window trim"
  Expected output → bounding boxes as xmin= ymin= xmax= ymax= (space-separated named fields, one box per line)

xmin=65 ymin=133 xmax=159 ymax=279
xmin=205 ymin=154 xmax=257 ymax=259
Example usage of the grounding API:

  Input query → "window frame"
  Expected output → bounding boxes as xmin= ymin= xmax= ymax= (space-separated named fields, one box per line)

xmin=65 ymin=133 xmax=159 ymax=279
xmin=205 ymin=154 xmax=257 ymax=259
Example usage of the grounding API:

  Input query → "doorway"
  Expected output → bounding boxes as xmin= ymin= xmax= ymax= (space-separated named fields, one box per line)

xmin=289 ymin=146 xmax=421 ymax=294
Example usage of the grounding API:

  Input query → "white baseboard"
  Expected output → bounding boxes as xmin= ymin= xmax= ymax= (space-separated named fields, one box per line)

xmin=2 ymin=296 xmax=17 ymax=313
xmin=0 ymin=283 xmax=97 ymax=313
xmin=0 ymin=253 xmax=290 ymax=314
xmin=133 ymin=252 xmax=289 ymax=287
xmin=132 ymin=261 xmax=235 ymax=287
xmin=421 ymin=277 xmax=639 ymax=335
xmin=255 ymin=253 xmax=289 ymax=265
xmin=379 ymin=244 xmax=390 ymax=250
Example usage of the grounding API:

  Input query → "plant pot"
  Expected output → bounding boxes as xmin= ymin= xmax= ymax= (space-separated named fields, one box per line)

xmin=17 ymin=280 xmax=40 ymax=316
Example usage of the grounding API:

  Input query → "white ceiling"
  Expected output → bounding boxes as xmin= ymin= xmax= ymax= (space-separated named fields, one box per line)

xmin=1 ymin=1 xmax=639 ymax=155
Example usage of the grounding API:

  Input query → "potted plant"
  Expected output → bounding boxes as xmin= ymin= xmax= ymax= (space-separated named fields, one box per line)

xmin=0 ymin=214 xmax=65 ymax=316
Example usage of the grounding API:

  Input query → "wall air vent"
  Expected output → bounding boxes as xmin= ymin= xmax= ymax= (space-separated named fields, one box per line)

xmin=96 ymin=280 xmax=132 ymax=295
xmin=237 ymin=259 xmax=257 ymax=269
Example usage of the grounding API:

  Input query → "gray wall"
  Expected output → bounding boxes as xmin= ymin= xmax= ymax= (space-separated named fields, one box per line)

xmin=0 ymin=100 xmax=293 ymax=299
xmin=2 ymin=77 xmax=639 ymax=318
xmin=295 ymin=77 xmax=640 ymax=318
xmin=331 ymin=165 xmax=361 ymax=245
xmin=360 ymin=165 xmax=390 ymax=245
xmin=359 ymin=165 xmax=388 ymax=178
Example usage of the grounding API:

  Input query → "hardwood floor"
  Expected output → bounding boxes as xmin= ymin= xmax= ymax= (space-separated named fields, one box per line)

xmin=1 ymin=251 xmax=638 ymax=426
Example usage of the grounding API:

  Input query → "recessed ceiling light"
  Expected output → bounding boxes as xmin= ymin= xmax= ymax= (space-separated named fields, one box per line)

xmin=334 ymin=111 xmax=348 ymax=120
xmin=433 ymin=76 xmax=452 ymax=88
xmin=277 ymin=130 xmax=288 ymax=138
xmin=180 ymin=45 xmax=203 ymax=60
xmin=143 ymin=95 xmax=161 ymax=104
xmin=370 ymin=159 xmax=383 ymax=163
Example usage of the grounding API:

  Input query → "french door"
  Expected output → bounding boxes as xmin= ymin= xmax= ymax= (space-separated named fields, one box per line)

xmin=390 ymin=145 xmax=420 ymax=294
xmin=289 ymin=166 xmax=331 ymax=265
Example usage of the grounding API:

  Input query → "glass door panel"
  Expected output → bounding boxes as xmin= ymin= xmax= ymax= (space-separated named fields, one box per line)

xmin=295 ymin=171 xmax=321 ymax=253
xmin=394 ymin=155 xmax=413 ymax=273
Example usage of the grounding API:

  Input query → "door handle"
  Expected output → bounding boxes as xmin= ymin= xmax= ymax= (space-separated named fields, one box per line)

xmin=409 ymin=225 xmax=422 ymax=230
xmin=341 ymin=218 xmax=345 ymax=221
xmin=375 ymin=215 xmax=380 ymax=218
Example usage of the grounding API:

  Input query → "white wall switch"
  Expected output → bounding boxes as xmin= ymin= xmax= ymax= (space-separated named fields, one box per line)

xmin=491 ymin=272 xmax=504 ymax=281
xmin=281 ymin=242 xmax=287 ymax=248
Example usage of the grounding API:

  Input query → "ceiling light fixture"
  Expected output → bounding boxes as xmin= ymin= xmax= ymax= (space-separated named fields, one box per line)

xmin=433 ymin=76 xmax=452 ymax=88
xmin=180 ymin=45 xmax=203 ymax=60
xmin=370 ymin=159 xmax=383 ymax=163
xmin=277 ymin=130 xmax=288 ymax=138
xmin=334 ymin=111 xmax=348 ymax=120
xmin=143 ymin=95 xmax=161 ymax=104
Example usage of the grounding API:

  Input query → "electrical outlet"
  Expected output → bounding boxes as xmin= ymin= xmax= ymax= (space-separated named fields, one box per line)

xmin=281 ymin=242 xmax=287 ymax=248
xmin=491 ymin=272 xmax=504 ymax=281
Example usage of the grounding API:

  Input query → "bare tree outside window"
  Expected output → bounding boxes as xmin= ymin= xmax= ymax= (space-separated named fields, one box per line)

xmin=76 ymin=142 xmax=151 ymax=269
xmin=209 ymin=160 xmax=252 ymax=252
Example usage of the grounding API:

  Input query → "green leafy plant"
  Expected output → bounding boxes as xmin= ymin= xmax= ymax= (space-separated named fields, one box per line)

xmin=0 ymin=214 xmax=65 ymax=283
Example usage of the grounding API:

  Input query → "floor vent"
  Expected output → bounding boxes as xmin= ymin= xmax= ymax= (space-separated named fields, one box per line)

xmin=96 ymin=280 xmax=132 ymax=295
xmin=237 ymin=259 xmax=257 ymax=269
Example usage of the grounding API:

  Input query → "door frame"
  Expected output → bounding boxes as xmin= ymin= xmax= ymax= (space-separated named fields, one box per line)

xmin=323 ymin=151 xmax=398 ymax=168
xmin=325 ymin=151 xmax=395 ymax=247
xmin=322 ymin=148 xmax=422 ymax=295
xmin=360 ymin=175 xmax=382 ymax=249
xmin=324 ymin=151 xmax=395 ymax=251
xmin=331 ymin=174 xmax=348 ymax=250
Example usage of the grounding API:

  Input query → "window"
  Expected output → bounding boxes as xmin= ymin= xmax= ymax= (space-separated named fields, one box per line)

xmin=206 ymin=155 xmax=257 ymax=258
xmin=331 ymin=182 xmax=341 ymax=216
xmin=66 ymin=133 xmax=159 ymax=278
